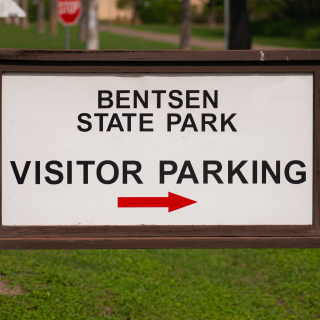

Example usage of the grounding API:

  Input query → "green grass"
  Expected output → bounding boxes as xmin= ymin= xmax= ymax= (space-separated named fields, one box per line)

xmin=0 ymin=22 xmax=85 ymax=49
xmin=108 ymin=22 xmax=320 ymax=49
xmin=109 ymin=23 xmax=224 ymax=40
xmin=111 ymin=23 xmax=182 ymax=36
xmin=4 ymin=21 xmax=318 ymax=51
xmin=1 ymin=249 xmax=320 ymax=319
xmin=251 ymin=35 xmax=320 ymax=49
xmin=0 ymin=22 xmax=179 ymax=50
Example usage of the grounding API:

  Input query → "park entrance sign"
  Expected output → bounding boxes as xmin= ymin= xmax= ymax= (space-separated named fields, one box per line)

xmin=0 ymin=49 xmax=320 ymax=249
xmin=1 ymin=74 xmax=314 ymax=225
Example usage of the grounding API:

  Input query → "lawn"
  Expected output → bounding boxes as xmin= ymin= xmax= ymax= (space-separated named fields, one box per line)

xmin=1 ymin=249 xmax=320 ymax=319
xmin=0 ymin=21 xmax=320 ymax=320
xmin=0 ymin=22 xmax=179 ymax=50
xmin=108 ymin=22 xmax=320 ymax=49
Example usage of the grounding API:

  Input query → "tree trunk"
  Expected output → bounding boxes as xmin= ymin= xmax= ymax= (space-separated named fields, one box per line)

xmin=131 ymin=0 xmax=138 ymax=25
xmin=37 ymin=0 xmax=46 ymax=34
xmin=4 ymin=18 xmax=12 ymax=24
xmin=50 ymin=0 xmax=57 ymax=35
xmin=21 ymin=0 xmax=29 ymax=29
xmin=208 ymin=0 xmax=215 ymax=28
xmin=179 ymin=0 xmax=191 ymax=50
xmin=79 ymin=0 xmax=88 ymax=42
xmin=86 ymin=0 xmax=99 ymax=50
xmin=228 ymin=0 xmax=251 ymax=50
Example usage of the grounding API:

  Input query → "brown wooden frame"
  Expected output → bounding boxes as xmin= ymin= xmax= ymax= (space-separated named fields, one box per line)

xmin=0 ymin=49 xmax=320 ymax=249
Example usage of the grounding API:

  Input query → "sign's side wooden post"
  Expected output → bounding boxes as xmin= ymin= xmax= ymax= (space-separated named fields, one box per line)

xmin=0 ymin=69 xmax=2 ymax=227
xmin=314 ymin=67 xmax=320 ymax=230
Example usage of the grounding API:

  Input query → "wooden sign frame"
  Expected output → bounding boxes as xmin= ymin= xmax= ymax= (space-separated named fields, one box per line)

xmin=0 ymin=49 xmax=320 ymax=249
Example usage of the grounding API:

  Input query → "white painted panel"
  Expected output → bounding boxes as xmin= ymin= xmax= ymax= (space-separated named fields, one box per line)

xmin=2 ymin=73 xmax=313 ymax=225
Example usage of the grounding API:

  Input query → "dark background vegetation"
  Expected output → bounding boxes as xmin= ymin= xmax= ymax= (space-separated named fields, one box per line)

xmin=19 ymin=0 xmax=320 ymax=43
xmin=116 ymin=0 xmax=320 ymax=40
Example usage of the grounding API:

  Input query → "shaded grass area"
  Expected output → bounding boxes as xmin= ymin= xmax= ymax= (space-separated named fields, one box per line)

xmin=3 ymin=21 xmax=318 ymax=51
xmin=109 ymin=22 xmax=224 ymax=39
xmin=251 ymin=36 xmax=320 ymax=50
xmin=0 ymin=22 xmax=85 ymax=49
xmin=0 ymin=249 xmax=320 ymax=319
xmin=108 ymin=22 xmax=320 ymax=49
xmin=0 ymin=22 xmax=179 ymax=50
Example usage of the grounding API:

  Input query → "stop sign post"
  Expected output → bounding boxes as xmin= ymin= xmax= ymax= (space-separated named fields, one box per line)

xmin=56 ymin=0 xmax=82 ymax=49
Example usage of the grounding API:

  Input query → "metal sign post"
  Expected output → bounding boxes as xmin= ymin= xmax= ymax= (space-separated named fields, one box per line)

xmin=56 ymin=0 xmax=82 ymax=50
xmin=224 ymin=0 xmax=229 ymax=50
xmin=0 ymin=49 xmax=320 ymax=249
xmin=65 ymin=26 xmax=70 ymax=49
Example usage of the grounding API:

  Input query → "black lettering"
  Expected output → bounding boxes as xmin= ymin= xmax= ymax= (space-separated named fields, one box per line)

xmin=160 ymin=161 xmax=177 ymax=184
xmin=201 ymin=113 xmax=217 ymax=132
xmin=117 ymin=90 xmax=130 ymax=108
xmin=169 ymin=90 xmax=183 ymax=109
xmin=67 ymin=161 xmax=72 ymax=184
xmin=94 ymin=113 xmax=108 ymax=131
xmin=77 ymin=113 xmax=92 ymax=132
xmin=98 ymin=90 xmax=113 ymax=108
xmin=140 ymin=113 xmax=153 ymax=132
xmin=134 ymin=90 xmax=148 ymax=108
xmin=262 ymin=161 xmax=280 ymax=184
xmin=152 ymin=90 xmax=166 ymax=108
xmin=203 ymin=90 xmax=218 ymax=108
xmin=253 ymin=161 xmax=257 ymax=184
xmin=285 ymin=161 xmax=306 ymax=184
xmin=107 ymin=114 xmax=124 ymax=131
xmin=77 ymin=161 xmax=95 ymax=184
xmin=203 ymin=161 xmax=223 ymax=184
xmin=167 ymin=114 xmax=181 ymax=131
xmin=221 ymin=113 xmax=237 ymax=132
xmin=228 ymin=161 xmax=248 ymax=184
xmin=177 ymin=161 xmax=199 ymax=184
xmin=10 ymin=161 xmax=31 ymax=184
xmin=186 ymin=90 xmax=200 ymax=108
xmin=123 ymin=161 xmax=143 ymax=184
xmin=181 ymin=114 xmax=198 ymax=132
xmin=45 ymin=161 xmax=63 ymax=185
xmin=122 ymin=113 xmax=137 ymax=131
xmin=35 ymin=161 xmax=40 ymax=184
xmin=97 ymin=160 xmax=119 ymax=184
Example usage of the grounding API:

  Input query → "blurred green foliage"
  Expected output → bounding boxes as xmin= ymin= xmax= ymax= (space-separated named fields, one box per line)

xmin=0 ymin=22 xmax=182 ymax=49
xmin=117 ymin=0 xmax=181 ymax=24
xmin=138 ymin=0 xmax=181 ymax=24
xmin=248 ymin=0 xmax=320 ymax=40
xmin=28 ymin=0 xmax=50 ymax=22
xmin=249 ymin=19 xmax=320 ymax=39
xmin=115 ymin=0 xmax=320 ymax=41
xmin=248 ymin=0 xmax=320 ymax=23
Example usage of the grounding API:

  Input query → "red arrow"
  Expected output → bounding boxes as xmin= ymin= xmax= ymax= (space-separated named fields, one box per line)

xmin=118 ymin=192 xmax=196 ymax=212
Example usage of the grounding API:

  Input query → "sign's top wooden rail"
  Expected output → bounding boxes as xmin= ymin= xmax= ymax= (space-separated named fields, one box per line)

xmin=0 ymin=49 xmax=320 ymax=62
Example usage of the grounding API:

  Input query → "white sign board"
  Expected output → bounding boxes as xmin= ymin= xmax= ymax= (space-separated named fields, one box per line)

xmin=2 ymin=73 xmax=313 ymax=226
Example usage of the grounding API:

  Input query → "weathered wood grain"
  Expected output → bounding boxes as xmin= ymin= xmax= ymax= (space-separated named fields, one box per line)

xmin=0 ymin=225 xmax=319 ymax=238
xmin=0 ymin=49 xmax=320 ymax=62
xmin=1 ymin=237 xmax=320 ymax=249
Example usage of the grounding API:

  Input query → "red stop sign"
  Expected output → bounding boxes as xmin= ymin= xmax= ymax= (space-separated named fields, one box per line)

xmin=57 ymin=0 xmax=82 ymax=26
